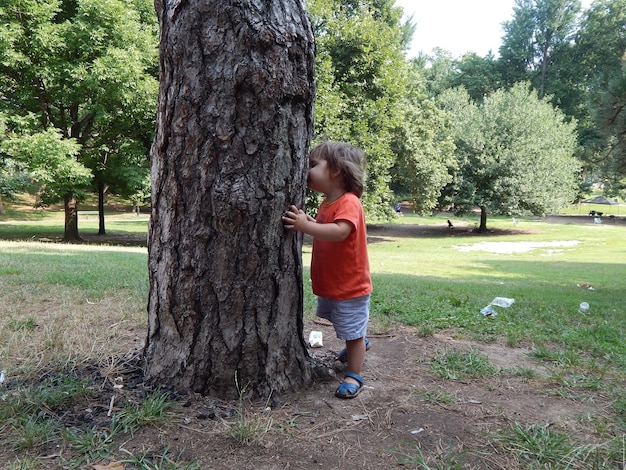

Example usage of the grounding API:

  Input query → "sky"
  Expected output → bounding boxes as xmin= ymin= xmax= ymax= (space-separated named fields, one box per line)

xmin=394 ymin=0 xmax=592 ymax=58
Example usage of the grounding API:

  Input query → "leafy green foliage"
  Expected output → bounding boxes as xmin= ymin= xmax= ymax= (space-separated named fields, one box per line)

xmin=1 ymin=129 xmax=90 ymax=206
xmin=307 ymin=0 xmax=413 ymax=218
xmin=390 ymin=62 xmax=456 ymax=213
xmin=493 ymin=0 xmax=626 ymax=190
xmin=0 ymin=0 xmax=157 ymax=236
xmin=437 ymin=83 xmax=580 ymax=230
xmin=447 ymin=52 xmax=503 ymax=102
xmin=574 ymin=0 xmax=626 ymax=79
xmin=587 ymin=63 xmax=626 ymax=197
xmin=499 ymin=0 xmax=581 ymax=99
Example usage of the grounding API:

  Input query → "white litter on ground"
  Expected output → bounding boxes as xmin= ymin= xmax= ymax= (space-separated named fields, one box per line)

xmin=453 ymin=240 xmax=581 ymax=254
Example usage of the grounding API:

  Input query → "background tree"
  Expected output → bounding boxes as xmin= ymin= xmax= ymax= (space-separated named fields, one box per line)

xmin=415 ymin=48 xmax=458 ymax=97
xmin=572 ymin=0 xmax=626 ymax=190
xmin=0 ymin=156 xmax=29 ymax=215
xmin=498 ymin=0 xmax=537 ymax=86
xmin=573 ymin=0 xmax=626 ymax=80
xmin=1 ymin=128 xmax=91 ymax=240
xmin=499 ymin=0 xmax=581 ymax=99
xmin=307 ymin=0 xmax=412 ymax=218
xmin=145 ymin=0 xmax=316 ymax=398
xmin=438 ymin=83 xmax=580 ymax=231
xmin=0 ymin=0 xmax=157 ymax=240
xmin=446 ymin=52 xmax=503 ymax=103
xmin=587 ymin=62 xmax=626 ymax=196
xmin=0 ymin=113 xmax=30 ymax=214
xmin=390 ymin=62 xmax=456 ymax=212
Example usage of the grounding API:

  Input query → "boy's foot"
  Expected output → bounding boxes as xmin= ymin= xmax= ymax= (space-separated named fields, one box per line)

xmin=335 ymin=372 xmax=364 ymax=399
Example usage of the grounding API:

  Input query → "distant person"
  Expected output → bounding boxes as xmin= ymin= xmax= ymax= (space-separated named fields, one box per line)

xmin=395 ymin=203 xmax=402 ymax=214
xmin=282 ymin=141 xmax=372 ymax=399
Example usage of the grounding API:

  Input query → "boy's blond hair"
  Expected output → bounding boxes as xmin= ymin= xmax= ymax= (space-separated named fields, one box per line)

xmin=310 ymin=141 xmax=366 ymax=197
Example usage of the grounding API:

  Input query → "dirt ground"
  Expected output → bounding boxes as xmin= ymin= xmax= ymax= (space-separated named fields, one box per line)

xmin=31 ymin=323 xmax=612 ymax=470
xmin=7 ymin=215 xmax=623 ymax=469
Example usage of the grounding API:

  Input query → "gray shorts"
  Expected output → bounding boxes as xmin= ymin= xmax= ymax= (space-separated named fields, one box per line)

xmin=316 ymin=294 xmax=370 ymax=341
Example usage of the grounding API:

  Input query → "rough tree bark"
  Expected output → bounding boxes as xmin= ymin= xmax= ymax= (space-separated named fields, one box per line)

xmin=144 ymin=0 xmax=316 ymax=398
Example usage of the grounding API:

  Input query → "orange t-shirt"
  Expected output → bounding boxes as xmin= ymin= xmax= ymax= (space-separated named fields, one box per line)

xmin=310 ymin=192 xmax=372 ymax=300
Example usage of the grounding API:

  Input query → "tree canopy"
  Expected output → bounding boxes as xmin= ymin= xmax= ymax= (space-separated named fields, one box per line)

xmin=499 ymin=0 xmax=582 ymax=99
xmin=437 ymin=83 xmax=580 ymax=231
xmin=1 ymin=0 xmax=621 ymax=224
xmin=307 ymin=0 xmax=416 ymax=218
xmin=390 ymin=62 xmax=456 ymax=213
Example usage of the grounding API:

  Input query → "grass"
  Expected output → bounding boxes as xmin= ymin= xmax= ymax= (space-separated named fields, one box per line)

xmin=364 ymin=216 xmax=626 ymax=360
xmin=430 ymin=348 xmax=498 ymax=380
xmin=489 ymin=421 xmax=625 ymax=468
xmin=220 ymin=373 xmax=276 ymax=446
xmin=1 ymin=199 xmax=625 ymax=468
xmin=389 ymin=441 xmax=466 ymax=469
xmin=118 ymin=447 xmax=202 ymax=470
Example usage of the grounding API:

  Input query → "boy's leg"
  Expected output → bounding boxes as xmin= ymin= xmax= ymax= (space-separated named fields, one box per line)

xmin=343 ymin=337 xmax=366 ymax=386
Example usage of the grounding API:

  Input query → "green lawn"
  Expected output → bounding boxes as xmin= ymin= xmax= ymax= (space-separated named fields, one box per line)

xmin=0 ymin=205 xmax=624 ymax=469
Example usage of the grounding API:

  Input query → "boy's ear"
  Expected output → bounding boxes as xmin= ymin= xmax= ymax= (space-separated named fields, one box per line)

xmin=330 ymin=167 xmax=342 ymax=179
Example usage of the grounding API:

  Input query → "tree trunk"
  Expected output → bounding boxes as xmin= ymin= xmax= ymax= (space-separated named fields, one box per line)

xmin=97 ymin=173 xmax=106 ymax=235
xmin=62 ymin=193 xmax=82 ymax=242
xmin=477 ymin=205 xmax=488 ymax=232
xmin=144 ymin=0 xmax=316 ymax=399
xmin=539 ymin=42 xmax=549 ymax=99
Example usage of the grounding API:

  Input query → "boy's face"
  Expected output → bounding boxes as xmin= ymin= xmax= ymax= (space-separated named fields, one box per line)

xmin=307 ymin=156 xmax=330 ymax=194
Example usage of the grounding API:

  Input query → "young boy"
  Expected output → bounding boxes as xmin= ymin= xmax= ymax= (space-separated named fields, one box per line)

xmin=283 ymin=141 xmax=372 ymax=398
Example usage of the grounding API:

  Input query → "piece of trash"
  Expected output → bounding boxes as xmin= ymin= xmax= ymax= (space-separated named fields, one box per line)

xmin=480 ymin=305 xmax=498 ymax=316
xmin=0 ymin=370 xmax=5 ymax=384
xmin=579 ymin=302 xmax=590 ymax=313
xmin=491 ymin=297 xmax=515 ymax=308
xmin=308 ymin=331 xmax=323 ymax=348
xmin=410 ymin=428 xmax=425 ymax=434
xmin=577 ymin=283 xmax=594 ymax=290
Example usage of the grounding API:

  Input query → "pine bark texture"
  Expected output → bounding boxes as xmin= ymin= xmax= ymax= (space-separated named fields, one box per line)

xmin=145 ymin=0 xmax=316 ymax=398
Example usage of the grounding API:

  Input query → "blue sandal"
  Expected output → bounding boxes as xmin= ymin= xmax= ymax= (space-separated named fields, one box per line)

xmin=335 ymin=372 xmax=364 ymax=399
xmin=335 ymin=338 xmax=370 ymax=363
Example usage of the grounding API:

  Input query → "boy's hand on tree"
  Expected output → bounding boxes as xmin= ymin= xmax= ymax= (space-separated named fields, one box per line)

xmin=282 ymin=205 xmax=311 ymax=231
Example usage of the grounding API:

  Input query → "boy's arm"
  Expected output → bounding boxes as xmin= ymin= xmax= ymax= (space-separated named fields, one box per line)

xmin=282 ymin=205 xmax=351 ymax=242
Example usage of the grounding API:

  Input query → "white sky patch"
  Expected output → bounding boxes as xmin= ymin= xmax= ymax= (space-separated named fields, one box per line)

xmin=453 ymin=240 xmax=581 ymax=254
xmin=395 ymin=0 xmax=594 ymax=59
